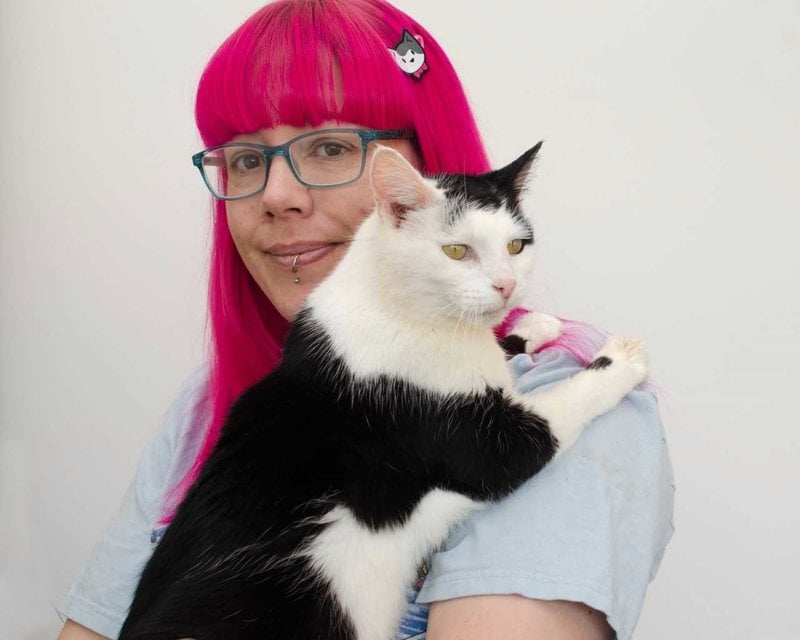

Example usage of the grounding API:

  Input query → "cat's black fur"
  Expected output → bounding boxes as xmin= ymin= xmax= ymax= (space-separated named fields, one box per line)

xmin=439 ymin=141 xmax=541 ymax=231
xmin=120 ymin=321 xmax=557 ymax=640
xmin=118 ymin=150 xmax=570 ymax=640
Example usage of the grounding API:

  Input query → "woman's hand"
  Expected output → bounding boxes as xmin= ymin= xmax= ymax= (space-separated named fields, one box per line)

xmin=427 ymin=595 xmax=614 ymax=639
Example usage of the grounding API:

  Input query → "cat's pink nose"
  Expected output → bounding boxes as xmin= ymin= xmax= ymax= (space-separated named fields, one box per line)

xmin=493 ymin=278 xmax=516 ymax=300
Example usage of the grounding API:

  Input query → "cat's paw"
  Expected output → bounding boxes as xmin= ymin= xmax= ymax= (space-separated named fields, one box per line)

xmin=511 ymin=312 xmax=563 ymax=353
xmin=588 ymin=336 xmax=648 ymax=386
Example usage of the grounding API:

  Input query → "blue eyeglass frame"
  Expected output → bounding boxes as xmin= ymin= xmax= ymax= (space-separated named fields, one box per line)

xmin=191 ymin=127 xmax=415 ymax=201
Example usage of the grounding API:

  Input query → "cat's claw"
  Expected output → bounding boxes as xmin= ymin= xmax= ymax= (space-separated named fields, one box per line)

xmin=510 ymin=312 xmax=563 ymax=353
xmin=589 ymin=336 xmax=649 ymax=386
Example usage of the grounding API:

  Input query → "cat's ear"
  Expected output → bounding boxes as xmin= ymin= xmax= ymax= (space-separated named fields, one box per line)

xmin=370 ymin=146 xmax=438 ymax=226
xmin=497 ymin=141 xmax=543 ymax=201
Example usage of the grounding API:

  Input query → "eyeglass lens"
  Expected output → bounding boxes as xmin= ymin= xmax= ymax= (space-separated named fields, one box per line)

xmin=201 ymin=130 xmax=367 ymax=199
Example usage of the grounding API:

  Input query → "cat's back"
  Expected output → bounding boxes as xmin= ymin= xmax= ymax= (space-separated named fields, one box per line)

xmin=207 ymin=320 xmax=367 ymax=495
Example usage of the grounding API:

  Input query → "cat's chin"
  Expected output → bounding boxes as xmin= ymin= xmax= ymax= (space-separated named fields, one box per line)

xmin=467 ymin=305 xmax=510 ymax=327
xmin=485 ymin=308 xmax=512 ymax=326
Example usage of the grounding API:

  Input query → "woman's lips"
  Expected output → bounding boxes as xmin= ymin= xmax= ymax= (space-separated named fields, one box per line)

xmin=266 ymin=243 xmax=340 ymax=269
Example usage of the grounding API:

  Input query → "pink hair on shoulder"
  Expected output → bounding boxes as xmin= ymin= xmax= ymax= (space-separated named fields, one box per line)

xmin=161 ymin=0 xmax=603 ymax=523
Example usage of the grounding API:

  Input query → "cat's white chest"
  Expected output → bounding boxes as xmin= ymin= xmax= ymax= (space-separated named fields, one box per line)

xmin=303 ymin=489 xmax=480 ymax=640
xmin=314 ymin=294 xmax=514 ymax=396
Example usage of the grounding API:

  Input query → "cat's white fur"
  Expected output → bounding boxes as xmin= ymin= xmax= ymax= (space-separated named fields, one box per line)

xmin=304 ymin=148 xmax=647 ymax=639
xmin=302 ymin=490 xmax=479 ymax=640
xmin=310 ymin=210 xmax=516 ymax=396
xmin=512 ymin=310 xmax=564 ymax=352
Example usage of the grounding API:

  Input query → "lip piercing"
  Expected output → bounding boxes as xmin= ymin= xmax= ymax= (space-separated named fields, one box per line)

xmin=291 ymin=254 xmax=300 ymax=284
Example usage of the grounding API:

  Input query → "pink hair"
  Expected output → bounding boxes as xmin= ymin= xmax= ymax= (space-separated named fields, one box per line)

xmin=161 ymin=0 xmax=604 ymax=522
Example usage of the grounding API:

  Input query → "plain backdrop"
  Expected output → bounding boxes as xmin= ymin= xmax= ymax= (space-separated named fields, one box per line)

xmin=1 ymin=1 xmax=798 ymax=638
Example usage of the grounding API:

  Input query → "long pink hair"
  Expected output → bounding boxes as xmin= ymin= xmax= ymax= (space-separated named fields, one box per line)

xmin=162 ymin=0 xmax=605 ymax=522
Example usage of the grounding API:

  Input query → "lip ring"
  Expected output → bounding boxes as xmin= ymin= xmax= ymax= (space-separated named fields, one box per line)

xmin=291 ymin=254 xmax=300 ymax=273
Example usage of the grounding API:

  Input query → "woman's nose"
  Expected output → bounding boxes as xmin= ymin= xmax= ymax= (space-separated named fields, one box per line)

xmin=259 ymin=155 xmax=312 ymax=219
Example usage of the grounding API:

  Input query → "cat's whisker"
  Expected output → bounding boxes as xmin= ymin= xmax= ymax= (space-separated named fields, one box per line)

xmin=449 ymin=305 xmax=471 ymax=354
xmin=423 ymin=301 xmax=460 ymax=329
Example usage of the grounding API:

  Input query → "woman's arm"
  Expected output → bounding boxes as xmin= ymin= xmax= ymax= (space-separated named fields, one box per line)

xmin=57 ymin=619 xmax=111 ymax=640
xmin=427 ymin=596 xmax=613 ymax=640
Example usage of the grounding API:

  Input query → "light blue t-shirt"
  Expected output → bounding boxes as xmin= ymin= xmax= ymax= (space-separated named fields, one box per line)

xmin=57 ymin=348 xmax=674 ymax=639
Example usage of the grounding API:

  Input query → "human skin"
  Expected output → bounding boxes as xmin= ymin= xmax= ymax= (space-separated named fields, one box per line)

xmin=427 ymin=595 xmax=613 ymax=640
xmin=57 ymin=122 xmax=613 ymax=640
xmin=224 ymin=122 xmax=420 ymax=322
xmin=59 ymin=599 xmax=614 ymax=640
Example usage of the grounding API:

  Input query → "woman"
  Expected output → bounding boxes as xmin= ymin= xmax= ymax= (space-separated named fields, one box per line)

xmin=57 ymin=1 xmax=673 ymax=638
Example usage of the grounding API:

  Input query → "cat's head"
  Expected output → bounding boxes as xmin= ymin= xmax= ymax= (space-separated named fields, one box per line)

xmin=367 ymin=143 xmax=542 ymax=328
xmin=389 ymin=31 xmax=426 ymax=74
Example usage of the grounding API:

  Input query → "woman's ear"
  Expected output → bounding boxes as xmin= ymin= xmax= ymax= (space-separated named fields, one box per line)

xmin=369 ymin=146 xmax=439 ymax=227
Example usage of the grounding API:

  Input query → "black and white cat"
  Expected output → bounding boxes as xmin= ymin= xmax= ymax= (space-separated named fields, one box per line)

xmin=119 ymin=144 xmax=647 ymax=640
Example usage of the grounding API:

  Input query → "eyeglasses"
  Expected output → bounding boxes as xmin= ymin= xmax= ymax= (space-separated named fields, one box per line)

xmin=191 ymin=128 xmax=414 ymax=201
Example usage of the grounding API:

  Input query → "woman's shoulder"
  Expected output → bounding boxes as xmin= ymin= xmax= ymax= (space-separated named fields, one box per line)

xmin=508 ymin=346 xmax=585 ymax=388
xmin=421 ymin=346 xmax=675 ymax=640
xmin=129 ymin=365 xmax=212 ymax=519
xmin=509 ymin=343 xmax=664 ymax=447
xmin=148 ymin=366 xmax=211 ymax=462
xmin=157 ymin=366 xmax=212 ymax=494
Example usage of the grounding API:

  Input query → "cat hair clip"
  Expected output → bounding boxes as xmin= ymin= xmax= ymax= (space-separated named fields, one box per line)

xmin=389 ymin=29 xmax=429 ymax=80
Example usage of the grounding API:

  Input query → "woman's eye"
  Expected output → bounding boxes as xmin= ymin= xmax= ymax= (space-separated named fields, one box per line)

xmin=442 ymin=244 xmax=468 ymax=260
xmin=507 ymin=239 xmax=524 ymax=255
xmin=314 ymin=142 xmax=349 ymax=158
xmin=229 ymin=153 xmax=263 ymax=172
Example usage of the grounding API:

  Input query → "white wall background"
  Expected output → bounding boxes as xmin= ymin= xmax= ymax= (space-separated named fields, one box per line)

xmin=1 ymin=1 xmax=798 ymax=638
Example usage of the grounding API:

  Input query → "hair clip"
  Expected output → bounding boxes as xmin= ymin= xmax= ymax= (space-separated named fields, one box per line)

xmin=389 ymin=29 xmax=429 ymax=80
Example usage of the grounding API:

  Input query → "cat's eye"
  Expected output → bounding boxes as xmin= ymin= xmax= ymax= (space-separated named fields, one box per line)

xmin=442 ymin=244 xmax=468 ymax=260
xmin=507 ymin=239 xmax=525 ymax=255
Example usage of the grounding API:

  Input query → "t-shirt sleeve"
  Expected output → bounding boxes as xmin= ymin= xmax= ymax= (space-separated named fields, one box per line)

xmin=55 ymin=369 xmax=208 ymax=639
xmin=416 ymin=348 xmax=675 ymax=640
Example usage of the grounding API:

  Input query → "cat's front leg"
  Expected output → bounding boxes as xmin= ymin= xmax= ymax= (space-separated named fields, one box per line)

xmin=500 ymin=311 xmax=563 ymax=356
xmin=520 ymin=336 xmax=649 ymax=452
